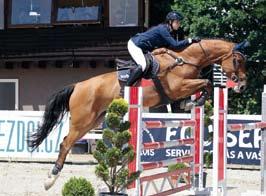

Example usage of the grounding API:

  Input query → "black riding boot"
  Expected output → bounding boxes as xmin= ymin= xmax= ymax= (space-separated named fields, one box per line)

xmin=126 ymin=65 xmax=143 ymax=86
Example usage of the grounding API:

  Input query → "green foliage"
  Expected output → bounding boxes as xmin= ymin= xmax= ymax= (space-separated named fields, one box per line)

xmin=169 ymin=0 xmax=265 ymax=114
xmin=106 ymin=99 xmax=130 ymax=130
xmin=93 ymin=99 xmax=140 ymax=194
xmin=105 ymin=113 xmax=121 ymax=130
xmin=107 ymin=98 xmax=129 ymax=116
xmin=204 ymin=100 xmax=214 ymax=141
xmin=204 ymin=100 xmax=213 ymax=126
xmin=167 ymin=163 xmax=187 ymax=172
xmin=62 ymin=177 xmax=95 ymax=196
xmin=204 ymin=152 xmax=213 ymax=168
xmin=149 ymin=0 xmax=175 ymax=25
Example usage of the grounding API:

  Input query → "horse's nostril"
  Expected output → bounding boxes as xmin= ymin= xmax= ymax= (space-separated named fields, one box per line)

xmin=240 ymin=85 xmax=246 ymax=92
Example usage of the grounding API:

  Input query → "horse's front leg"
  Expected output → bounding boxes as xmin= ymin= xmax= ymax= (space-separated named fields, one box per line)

xmin=178 ymin=78 xmax=211 ymax=110
xmin=193 ymin=79 xmax=212 ymax=106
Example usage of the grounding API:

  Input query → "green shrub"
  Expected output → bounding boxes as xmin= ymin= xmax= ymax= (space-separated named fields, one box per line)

xmin=62 ymin=177 xmax=95 ymax=196
xmin=204 ymin=152 xmax=213 ymax=168
xmin=93 ymin=98 xmax=140 ymax=194
xmin=167 ymin=163 xmax=187 ymax=172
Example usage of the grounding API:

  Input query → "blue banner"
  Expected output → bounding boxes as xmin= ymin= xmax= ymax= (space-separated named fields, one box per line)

xmin=141 ymin=115 xmax=262 ymax=166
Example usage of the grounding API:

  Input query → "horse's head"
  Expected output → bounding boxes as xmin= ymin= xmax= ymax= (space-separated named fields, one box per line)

xmin=221 ymin=40 xmax=249 ymax=93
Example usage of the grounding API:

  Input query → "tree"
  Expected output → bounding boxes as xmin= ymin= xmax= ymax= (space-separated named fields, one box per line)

xmin=170 ymin=0 xmax=265 ymax=114
xmin=149 ymin=0 xmax=175 ymax=26
xmin=93 ymin=99 xmax=140 ymax=194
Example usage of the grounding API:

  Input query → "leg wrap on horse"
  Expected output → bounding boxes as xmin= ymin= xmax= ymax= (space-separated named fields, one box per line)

xmin=196 ymin=89 xmax=209 ymax=106
xmin=52 ymin=163 xmax=62 ymax=175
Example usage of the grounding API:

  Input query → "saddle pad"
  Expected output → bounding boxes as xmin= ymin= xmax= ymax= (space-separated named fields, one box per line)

xmin=117 ymin=69 xmax=130 ymax=82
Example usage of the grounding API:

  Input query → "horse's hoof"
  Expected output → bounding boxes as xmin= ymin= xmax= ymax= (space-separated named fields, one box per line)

xmin=185 ymin=102 xmax=195 ymax=111
xmin=44 ymin=179 xmax=53 ymax=191
xmin=180 ymin=100 xmax=186 ymax=109
xmin=44 ymin=172 xmax=60 ymax=190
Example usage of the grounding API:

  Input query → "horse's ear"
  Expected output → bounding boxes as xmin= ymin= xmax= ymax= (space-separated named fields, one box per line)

xmin=233 ymin=40 xmax=250 ymax=52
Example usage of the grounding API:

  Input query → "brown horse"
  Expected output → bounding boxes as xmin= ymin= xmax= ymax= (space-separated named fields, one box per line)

xmin=28 ymin=39 xmax=248 ymax=190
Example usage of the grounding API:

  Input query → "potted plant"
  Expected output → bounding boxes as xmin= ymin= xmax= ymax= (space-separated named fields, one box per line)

xmin=167 ymin=163 xmax=188 ymax=185
xmin=93 ymin=98 xmax=141 ymax=196
xmin=62 ymin=177 xmax=95 ymax=196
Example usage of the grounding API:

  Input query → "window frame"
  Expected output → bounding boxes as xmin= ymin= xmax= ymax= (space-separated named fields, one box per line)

xmin=109 ymin=0 xmax=140 ymax=27
xmin=0 ymin=0 xmax=4 ymax=29
xmin=52 ymin=0 xmax=102 ymax=25
xmin=0 ymin=79 xmax=19 ymax=110
xmin=7 ymin=0 xmax=53 ymax=28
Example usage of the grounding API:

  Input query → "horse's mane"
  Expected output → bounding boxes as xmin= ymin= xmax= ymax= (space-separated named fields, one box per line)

xmin=153 ymin=38 xmax=235 ymax=56
xmin=172 ymin=38 xmax=235 ymax=53
xmin=201 ymin=37 xmax=234 ymax=43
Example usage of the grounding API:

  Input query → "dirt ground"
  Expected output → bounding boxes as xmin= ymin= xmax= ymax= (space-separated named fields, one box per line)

xmin=0 ymin=155 xmax=261 ymax=196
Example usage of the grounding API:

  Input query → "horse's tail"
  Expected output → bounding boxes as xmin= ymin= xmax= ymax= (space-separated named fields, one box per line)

xmin=28 ymin=85 xmax=75 ymax=151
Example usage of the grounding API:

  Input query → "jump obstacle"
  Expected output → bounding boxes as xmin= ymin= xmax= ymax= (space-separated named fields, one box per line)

xmin=124 ymin=86 xmax=208 ymax=196
xmin=212 ymin=64 xmax=266 ymax=196
xmin=124 ymin=67 xmax=266 ymax=196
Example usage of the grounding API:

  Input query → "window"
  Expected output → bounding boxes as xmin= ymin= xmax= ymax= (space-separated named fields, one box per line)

xmin=10 ymin=0 xmax=52 ymax=25
xmin=55 ymin=0 xmax=101 ymax=23
xmin=109 ymin=0 xmax=138 ymax=27
xmin=0 ymin=79 xmax=19 ymax=110
xmin=0 ymin=0 xmax=4 ymax=29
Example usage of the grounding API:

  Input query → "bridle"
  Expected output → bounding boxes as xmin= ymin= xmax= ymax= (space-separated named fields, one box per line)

xmin=221 ymin=50 xmax=246 ymax=83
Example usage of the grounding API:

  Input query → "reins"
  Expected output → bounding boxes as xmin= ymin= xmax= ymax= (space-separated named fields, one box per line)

xmin=157 ymin=42 xmax=210 ymax=76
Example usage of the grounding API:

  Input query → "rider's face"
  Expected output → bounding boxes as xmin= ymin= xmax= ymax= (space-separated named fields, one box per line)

xmin=171 ymin=20 xmax=180 ymax=31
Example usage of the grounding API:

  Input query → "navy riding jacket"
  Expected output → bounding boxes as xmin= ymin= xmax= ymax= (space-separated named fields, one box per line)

xmin=131 ymin=24 xmax=190 ymax=52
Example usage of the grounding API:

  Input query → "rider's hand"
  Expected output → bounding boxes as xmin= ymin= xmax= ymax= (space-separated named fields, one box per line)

xmin=188 ymin=37 xmax=201 ymax=44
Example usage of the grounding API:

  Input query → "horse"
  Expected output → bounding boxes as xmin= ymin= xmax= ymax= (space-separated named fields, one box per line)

xmin=28 ymin=39 xmax=248 ymax=190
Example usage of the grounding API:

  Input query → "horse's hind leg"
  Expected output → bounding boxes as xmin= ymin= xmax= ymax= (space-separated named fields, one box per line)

xmin=44 ymin=125 xmax=82 ymax=190
xmin=44 ymin=111 xmax=105 ymax=190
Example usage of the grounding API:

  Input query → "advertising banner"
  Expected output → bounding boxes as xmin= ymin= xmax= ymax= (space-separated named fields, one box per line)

xmin=0 ymin=111 xmax=69 ymax=159
xmin=141 ymin=113 xmax=262 ymax=166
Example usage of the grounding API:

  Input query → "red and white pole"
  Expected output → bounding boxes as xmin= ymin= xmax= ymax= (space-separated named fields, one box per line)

xmin=213 ymin=87 xmax=227 ymax=196
xmin=261 ymin=84 xmax=266 ymax=195
xmin=191 ymin=93 xmax=205 ymax=191
xmin=212 ymin=64 xmax=228 ymax=196
xmin=124 ymin=86 xmax=142 ymax=195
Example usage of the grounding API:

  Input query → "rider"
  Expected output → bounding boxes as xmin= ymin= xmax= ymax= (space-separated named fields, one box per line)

xmin=126 ymin=11 xmax=201 ymax=86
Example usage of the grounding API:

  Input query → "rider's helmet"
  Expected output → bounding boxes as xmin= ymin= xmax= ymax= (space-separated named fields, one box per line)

xmin=165 ymin=11 xmax=183 ymax=22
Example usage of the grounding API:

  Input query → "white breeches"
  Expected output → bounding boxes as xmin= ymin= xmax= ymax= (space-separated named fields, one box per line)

xmin=127 ymin=39 xmax=147 ymax=72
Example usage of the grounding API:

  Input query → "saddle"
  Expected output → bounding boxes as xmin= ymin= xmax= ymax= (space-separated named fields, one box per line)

xmin=116 ymin=53 xmax=172 ymax=106
xmin=116 ymin=53 xmax=160 ymax=82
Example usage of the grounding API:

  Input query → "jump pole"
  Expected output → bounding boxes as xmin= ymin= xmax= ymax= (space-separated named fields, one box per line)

xmin=191 ymin=93 xmax=206 ymax=193
xmin=213 ymin=63 xmax=266 ymax=196
xmin=212 ymin=64 xmax=228 ymax=196
xmin=124 ymin=86 xmax=143 ymax=195
xmin=260 ymin=84 xmax=266 ymax=195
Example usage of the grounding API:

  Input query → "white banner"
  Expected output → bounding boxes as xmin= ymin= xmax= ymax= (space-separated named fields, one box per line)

xmin=0 ymin=111 xmax=69 ymax=159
